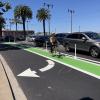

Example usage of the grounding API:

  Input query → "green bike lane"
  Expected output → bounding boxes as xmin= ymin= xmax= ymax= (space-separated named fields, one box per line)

xmin=2 ymin=42 xmax=100 ymax=79
xmin=1 ymin=43 xmax=100 ymax=100
xmin=3 ymin=42 xmax=100 ymax=79
xmin=24 ymin=47 xmax=100 ymax=79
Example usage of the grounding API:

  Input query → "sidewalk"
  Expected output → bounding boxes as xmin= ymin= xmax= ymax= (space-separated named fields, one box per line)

xmin=0 ymin=58 xmax=13 ymax=100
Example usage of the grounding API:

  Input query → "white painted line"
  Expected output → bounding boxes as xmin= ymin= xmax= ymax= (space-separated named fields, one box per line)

xmin=39 ymin=47 xmax=100 ymax=65
xmin=35 ymin=48 xmax=100 ymax=66
xmin=18 ymin=68 xmax=40 ymax=78
xmin=39 ymin=60 xmax=55 ymax=72
xmin=61 ymin=52 xmax=100 ymax=65
xmin=25 ymin=49 xmax=100 ymax=79
xmin=61 ymin=52 xmax=100 ymax=66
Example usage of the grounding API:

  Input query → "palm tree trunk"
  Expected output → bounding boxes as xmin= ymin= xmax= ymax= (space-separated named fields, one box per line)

xmin=22 ymin=18 xmax=26 ymax=40
xmin=0 ymin=27 xmax=2 ymax=37
xmin=43 ymin=20 xmax=46 ymax=36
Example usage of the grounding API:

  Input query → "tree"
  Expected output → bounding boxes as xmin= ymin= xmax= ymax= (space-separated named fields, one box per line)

xmin=11 ymin=18 xmax=23 ymax=31
xmin=0 ymin=1 xmax=11 ymax=15
xmin=36 ymin=8 xmax=50 ymax=36
xmin=0 ymin=16 xmax=5 ymax=36
xmin=14 ymin=5 xmax=32 ymax=39
xmin=0 ymin=1 xmax=11 ymax=36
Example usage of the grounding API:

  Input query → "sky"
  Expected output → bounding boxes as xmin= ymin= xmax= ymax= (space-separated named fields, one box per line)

xmin=2 ymin=0 xmax=100 ymax=33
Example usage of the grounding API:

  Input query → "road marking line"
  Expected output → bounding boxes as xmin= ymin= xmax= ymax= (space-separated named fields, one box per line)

xmin=61 ymin=52 xmax=100 ymax=65
xmin=25 ymin=49 xmax=100 ymax=79
xmin=39 ymin=48 xmax=100 ymax=66
xmin=17 ymin=68 xmax=40 ymax=78
xmin=4 ymin=44 xmax=100 ymax=79
xmin=39 ymin=60 xmax=55 ymax=72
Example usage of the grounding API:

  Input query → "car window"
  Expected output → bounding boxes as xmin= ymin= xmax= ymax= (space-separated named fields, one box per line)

xmin=56 ymin=34 xmax=66 ymax=37
xmin=77 ymin=34 xmax=86 ymax=39
xmin=84 ymin=32 xmax=100 ymax=39
xmin=67 ymin=34 xmax=78 ymax=39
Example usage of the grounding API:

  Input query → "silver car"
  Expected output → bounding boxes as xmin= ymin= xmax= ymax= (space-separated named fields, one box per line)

xmin=26 ymin=35 xmax=36 ymax=42
xmin=63 ymin=32 xmax=100 ymax=57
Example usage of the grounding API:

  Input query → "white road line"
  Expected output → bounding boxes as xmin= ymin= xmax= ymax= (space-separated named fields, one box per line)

xmin=38 ymin=48 xmax=100 ymax=66
xmin=39 ymin=60 xmax=55 ymax=72
xmin=25 ymin=49 xmax=100 ymax=80
xmin=17 ymin=68 xmax=40 ymax=78
xmin=61 ymin=52 xmax=100 ymax=65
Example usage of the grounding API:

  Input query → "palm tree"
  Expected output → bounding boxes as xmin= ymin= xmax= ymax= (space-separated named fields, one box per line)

xmin=36 ymin=8 xmax=50 ymax=36
xmin=14 ymin=5 xmax=32 ymax=39
xmin=0 ymin=1 xmax=11 ymax=36
xmin=0 ymin=1 xmax=11 ymax=15
xmin=0 ymin=16 xmax=5 ymax=36
xmin=11 ymin=18 xmax=23 ymax=31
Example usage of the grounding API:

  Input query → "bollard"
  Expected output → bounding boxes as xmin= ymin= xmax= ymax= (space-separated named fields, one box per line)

xmin=74 ymin=44 xmax=77 ymax=59
xmin=46 ymin=41 xmax=48 ymax=51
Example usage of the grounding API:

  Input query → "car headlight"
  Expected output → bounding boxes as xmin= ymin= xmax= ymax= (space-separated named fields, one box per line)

xmin=96 ymin=42 xmax=100 ymax=46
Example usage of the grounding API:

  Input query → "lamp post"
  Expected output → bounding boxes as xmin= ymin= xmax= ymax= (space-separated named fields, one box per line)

xmin=9 ymin=18 xmax=13 ymax=31
xmin=79 ymin=25 xmax=80 ymax=32
xmin=43 ymin=3 xmax=53 ymax=36
xmin=68 ymin=9 xmax=75 ymax=33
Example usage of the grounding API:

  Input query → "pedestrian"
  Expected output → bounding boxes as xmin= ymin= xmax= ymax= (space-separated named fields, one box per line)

xmin=49 ymin=33 xmax=57 ymax=56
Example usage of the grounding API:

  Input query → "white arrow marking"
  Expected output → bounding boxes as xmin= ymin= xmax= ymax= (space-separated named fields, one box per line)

xmin=17 ymin=68 xmax=40 ymax=78
xmin=39 ymin=60 xmax=55 ymax=72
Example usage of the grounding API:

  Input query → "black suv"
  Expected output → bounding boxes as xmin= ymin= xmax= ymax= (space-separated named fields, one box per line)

xmin=34 ymin=36 xmax=49 ymax=47
xmin=63 ymin=32 xmax=100 ymax=57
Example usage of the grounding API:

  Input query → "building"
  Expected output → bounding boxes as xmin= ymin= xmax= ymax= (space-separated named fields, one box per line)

xmin=1 ymin=30 xmax=34 ymax=38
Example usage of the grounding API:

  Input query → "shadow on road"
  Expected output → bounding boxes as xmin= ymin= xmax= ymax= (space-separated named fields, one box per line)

xmin=0 ymin=44 xmax=20 ymax=51
xmin=79 ymin=97 xmax=94 ymax=100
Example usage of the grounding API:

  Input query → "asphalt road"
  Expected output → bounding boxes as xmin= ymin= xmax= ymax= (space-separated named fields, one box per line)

xmin=0 ymin=44 xmax=100 ymax=100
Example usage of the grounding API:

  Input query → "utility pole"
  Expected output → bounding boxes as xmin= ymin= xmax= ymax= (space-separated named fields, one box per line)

xmin=79 ymin=25 xmax=80 ymax=32
xmin=68 ymin=9 xmax=75 ymax=33
xmin=9 ymin=18 xmax=13 ymax=31
xmin=43 ymin=3 xmax=53 ymax=36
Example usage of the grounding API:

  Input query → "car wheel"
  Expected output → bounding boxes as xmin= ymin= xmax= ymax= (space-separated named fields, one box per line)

xmin=90 ymin=47 xmax=100 ymax=58
xmin=65 ymin=44 xmax=70 ymax=52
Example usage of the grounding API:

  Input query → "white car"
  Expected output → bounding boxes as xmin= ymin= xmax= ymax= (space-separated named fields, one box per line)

xmin=26 ymin=35 xmax=36 ymax=42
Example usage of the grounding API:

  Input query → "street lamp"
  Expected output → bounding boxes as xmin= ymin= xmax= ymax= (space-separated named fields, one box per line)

xmin=79 ymin=25 xmax=80 ymax=32
xmin=9 ymin=18 xmax=13 ymax=31
xmin=43 ymin=3 xmax=53 ymax=35
xmin=68 ymin=9 xmax=75 ymax=33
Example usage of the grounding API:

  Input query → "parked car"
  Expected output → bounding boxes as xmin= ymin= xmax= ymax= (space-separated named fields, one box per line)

xmin=26 ymin=35 xmax=36 ymax=42
xmin=4 ymin=35 xmax=14 ymax=42
xmin=0 ymin=36 xmax=4 ymax=42
xmin=63 ymin=32 xmax=100 ymax=57
xmin=55 ymin=33 xmax=69 ymax=44
xmin=34 ymin=36 xmax=49 ymax=47
xmin=16 ymin=36 xmax=25 ymax=41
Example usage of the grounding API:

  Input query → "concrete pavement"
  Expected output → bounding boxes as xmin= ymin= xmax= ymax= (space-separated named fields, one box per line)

xmin=0 ymin=56 xmax=13 ymax=100
xmin=0 ymin=54 xmax=27 ymax=100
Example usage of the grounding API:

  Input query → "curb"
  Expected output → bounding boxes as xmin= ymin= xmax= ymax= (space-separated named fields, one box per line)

xmin=0 ymin=54 xmax=27 ymax=100
xmin=0 ymin=57 xmax=14 ymax=100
